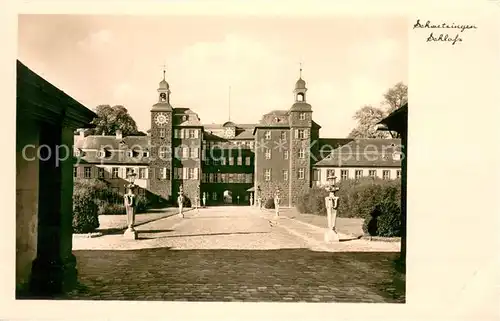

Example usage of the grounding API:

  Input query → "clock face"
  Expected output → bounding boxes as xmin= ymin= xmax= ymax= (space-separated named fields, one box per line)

xmin=155 ymin=113 xmax=169 ymax=126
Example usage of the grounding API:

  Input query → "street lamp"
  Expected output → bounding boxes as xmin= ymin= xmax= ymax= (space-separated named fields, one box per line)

xmin=123 ymin=171 xmax=138 ymax=239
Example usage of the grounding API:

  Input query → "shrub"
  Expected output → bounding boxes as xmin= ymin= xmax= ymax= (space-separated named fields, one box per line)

xmin=264 ymin=198 xmax=275 ymax=209
xmin=296 ymin=186 xmax=329 ymax=216
xmin=375 ymin=201 xmax=401 ymax=236
xmin=99 ymin=202 xmax=126 ymax=215
xmin=72 ymin=187 xmax=100 ymax=233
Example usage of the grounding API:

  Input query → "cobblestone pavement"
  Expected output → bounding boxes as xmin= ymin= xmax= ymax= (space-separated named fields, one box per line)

xmin=67 ymin=206 xmax=405 ymax=302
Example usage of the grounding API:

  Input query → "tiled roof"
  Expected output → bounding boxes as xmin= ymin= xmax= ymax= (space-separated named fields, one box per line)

xmin=173 ymin=108 xmax=202 ymax=126
xmin=258 ymin=110 xmax=290 ymax=127
xmin=74 ymin=135 xmax=149 ymax=150
xmin=314 ymin=138 xmax=402 ymax=168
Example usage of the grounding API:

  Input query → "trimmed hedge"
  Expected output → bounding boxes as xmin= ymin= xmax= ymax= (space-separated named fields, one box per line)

xmin=72 ymin=180 xmax=100 ymax=233
xmin=297 ymin=177 xmax=402 ymax=237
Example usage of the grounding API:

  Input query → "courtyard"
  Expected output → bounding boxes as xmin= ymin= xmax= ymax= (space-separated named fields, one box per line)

xmin=65 ymin=207 xmax=405 ymax=303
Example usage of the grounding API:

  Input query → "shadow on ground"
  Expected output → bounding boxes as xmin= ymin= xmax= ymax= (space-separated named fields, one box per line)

xmin=57 ymin=248 xmax=405 ymax=303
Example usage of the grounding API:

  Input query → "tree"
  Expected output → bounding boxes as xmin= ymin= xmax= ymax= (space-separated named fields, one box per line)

xmin=348 ymin=82 xmax=407 ymax=139
xmin=382 ymin=82 xmax=408 ymax=114
xmin=348 ymin=105 xmax=389 ymax=139
xmin=87 ymin=105 xmax=139 ymax=136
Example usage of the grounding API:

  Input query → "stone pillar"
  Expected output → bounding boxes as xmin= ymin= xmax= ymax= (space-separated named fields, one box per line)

xmin=29 ymin=125 xmax=77 ymax=297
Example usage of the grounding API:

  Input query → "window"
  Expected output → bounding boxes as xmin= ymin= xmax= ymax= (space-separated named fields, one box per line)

xmin=280 ymin=131 xmax=287 ymax=141
xmin=160 ymin=128 xmax=166 ymax=138
xmin=392 ymin=152 xmax=401 ymax=161
xmin=245 ymin=157 xmax=251 ymax=166
xmin=383 ymin=170 xmax=390 ymax=180
xmin=264 ymin=169 xmax=271 ymax=181
xmin=283 ymin=170 xmax=288 ymax=181
xmin=112 ymin=167 xmax=119 ymax=178
xmin=190 ymin=148 xmax=199 ymax=159
xmin=182 ymin=147 xmax=189 ymax=159
xmin=73 ymin=167 xmax=78 ymax=178
xmin=179 ymin=129 xmax=185 ymax=139
xmin=74 ymin=149 xmax=81 ymax=157
xmin=296 ymin=129 xmax=308 ymax=139
xmin=265 ymin=149 xmax=271 ymax=160
xmin=209 ymin=173 xmax=214 ymax=183
xmin=159 ymin=146 xmax=167 ymax=159
xmin=298 ymin=168 xmax=305 ymax=180
xmin=299 ymin=113 xmax=306 ymax=120
xmin=238 ymin=173 xmax=244 ymax=183
xmin=245 ymin=173 xmax=253 ymax=183
xmin=265 ymin=131 xmax=271 ymax=140
xmin=97 ymin=150 xmax=106 ymax=158
xmin=298 ymin=148 xmax=305 ymax=159
xmin=229 ymin=157 xmax=234 ymax=166
xmin=355 ymin=170 xmax=363 ymax=179
xmin=369 ymin=170 xmax=376 ymax=178
xmin=397 ymin=170 xmax=401 ymax=179
xmin=237 ymin=157 xmax=242 ymax=166
xmin=326 ymin=169 xmax=335 ymax=178
xmin=341 ymin=169 xmax=348 ymax=180
xmin=126 ymin=167 xmax=135 ymax=177
xmin=174 ymin=129 xmax=179 ymax=138
xmin=139 ymin=168 xmax=147 ymax=179
xmin=161 ymin=168 xmax=168 ymax=180
xmin=98 ymin=167 xmax=105 ymax=178
xmin=188 ymin=168 xmax=195 ymax=180
xmin=284 ymin=150 xmax=289 ymax=160
xmin=143 ymin=151 xmax=150 ymax=158
xmin=221 ymin=157 xmax=226 ymax=165
xmin=84 ymin=167 xmax=92 ymax=178
xmin=212 ymin=192 xmax=217 ymax=201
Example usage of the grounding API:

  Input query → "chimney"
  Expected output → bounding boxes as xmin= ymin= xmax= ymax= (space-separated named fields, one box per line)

xmin=116 ymin=130 xmax=122 ymax=140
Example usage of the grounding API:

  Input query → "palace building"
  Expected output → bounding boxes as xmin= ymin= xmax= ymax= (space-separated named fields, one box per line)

xmin=74 ymin=69 xmax=402 ymax=207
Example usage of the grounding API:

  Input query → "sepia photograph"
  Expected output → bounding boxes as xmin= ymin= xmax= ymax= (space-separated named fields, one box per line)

xmin=16 ymin=14 xmax=408 ymax=303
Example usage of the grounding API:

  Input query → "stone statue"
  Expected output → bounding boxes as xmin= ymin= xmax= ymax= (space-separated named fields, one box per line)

xmin=324 ymin=188 xmax=340 ymax=242
xmin=194 ymin=193 xmax=200 ymax=213
xmin=249 ymin=193 xmax=253 ymax=206
xmin=256 ymin=186 xmax=262 ymax=210
xmin=202 ymin=192 xmax=206 ymax=207
xmin=177 ymin=187 xmax=185 ymax=218
xmin=123 ymin=184 xmax=137 ymax=239
xmin=274 ymin=189 xmax=281 ymax=217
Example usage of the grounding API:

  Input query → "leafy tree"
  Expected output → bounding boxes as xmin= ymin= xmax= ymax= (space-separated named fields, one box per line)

xmin=348 ymin=105 xmax=389 ymax=139
xmin=382 ymin=82 xmax=408 ymax=114
xmin=348 ymin=82 xmax=407 ymax=139
xmin=86 ymin=105 xmax=139 ymax=136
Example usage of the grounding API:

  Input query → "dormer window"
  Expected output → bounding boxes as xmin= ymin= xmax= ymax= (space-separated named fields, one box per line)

xmin=182 ymin=115 xmax=188 ymax=122
xmin=126 ymin=150 xmax=134 ymax=158
xmin=392 ymin=152 xmax=402 ymax=161
xmin=97 ymin=149 xmax=107 ymax=158
xmin=299 ymin=113 xmax=306 ymax=120
xmin=143 ymin=151 xmax=150 ymax=158
xmin=74 ymin=148 xmax=83 ymax=157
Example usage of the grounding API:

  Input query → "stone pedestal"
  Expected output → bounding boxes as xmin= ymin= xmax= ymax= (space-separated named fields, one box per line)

xmin=123 ymin=228 xmax=138 ymax=240
xmin=324 ymin=229 xmax=340 ymax=242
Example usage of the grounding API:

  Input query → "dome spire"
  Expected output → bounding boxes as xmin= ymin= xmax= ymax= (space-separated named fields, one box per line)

xmin=299 ymin=61 xmax=302 ymax=79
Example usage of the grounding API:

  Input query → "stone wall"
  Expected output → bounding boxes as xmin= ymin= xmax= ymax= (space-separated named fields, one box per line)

xmin=16 ymin=118 xmax=40 ymax=291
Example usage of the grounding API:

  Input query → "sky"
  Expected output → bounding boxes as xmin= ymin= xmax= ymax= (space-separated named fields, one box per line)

xmin=17 ymin=14 xmax=408 ymax=137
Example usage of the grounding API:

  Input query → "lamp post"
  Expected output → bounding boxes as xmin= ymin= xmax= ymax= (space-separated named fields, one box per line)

xmin=324 ymin=174 xmax=340 ymax=242
xmin=123 ymin=172 xmax=138 ymax=239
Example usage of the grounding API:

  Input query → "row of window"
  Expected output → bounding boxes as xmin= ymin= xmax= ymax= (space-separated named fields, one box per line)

xmin=201 ymin=173 xmax=253 ymax=184
xmin=317 ymin=169 xmax=401 ymax=181
xmin=263 ymin=168 xmax=305 ymax=181
xmin=263 ymin=129 xmax=309 ymax=140
xmin=74 ymin=166 xmax=149 ymax=179
xmin=173 ymin=128 xmax=200 ymax=139
xmin=204 ymin=140 xmax=254 ymax=149
xmin=204 ymin=156 xmax=252 ymax=166
xmin=158 ymin=146 xmax=200 ymax=159
xmin=263 ymin=149 xmax=307 ymax=160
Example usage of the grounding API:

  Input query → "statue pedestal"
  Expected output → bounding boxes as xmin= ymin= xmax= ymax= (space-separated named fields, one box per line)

xmin=123 ymin=228 xmax=138 ymax=240
xmin=324 ymin=229 xmax=339 ymax=243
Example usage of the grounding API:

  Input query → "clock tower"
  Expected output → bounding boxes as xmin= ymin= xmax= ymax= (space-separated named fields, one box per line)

xmin=149 ymin=68 xmax=173 ymax=203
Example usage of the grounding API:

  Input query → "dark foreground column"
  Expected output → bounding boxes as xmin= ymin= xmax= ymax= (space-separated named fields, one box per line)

xmin=29 ymin=125 xmax=77 ymax=297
